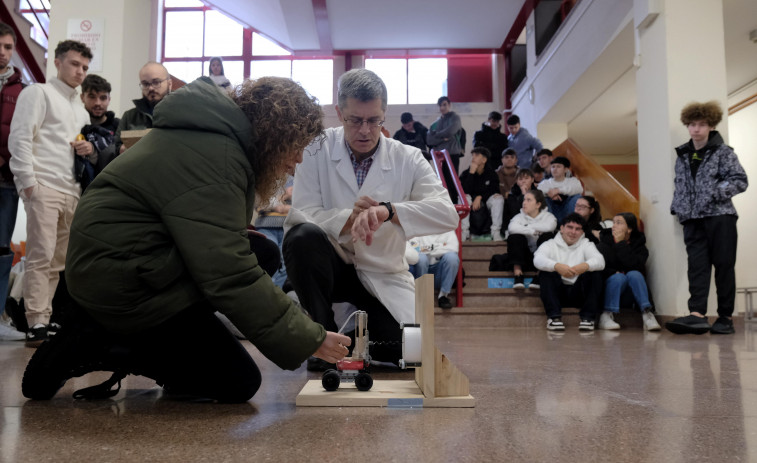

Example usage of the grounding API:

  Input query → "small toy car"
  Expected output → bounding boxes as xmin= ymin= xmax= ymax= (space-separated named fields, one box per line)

xmin=322 ymin=311 xmax=373 ymax=392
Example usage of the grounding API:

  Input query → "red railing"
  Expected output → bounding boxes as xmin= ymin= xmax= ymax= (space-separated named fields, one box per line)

xmin=430 ymin=149 xmax=470 ymax=308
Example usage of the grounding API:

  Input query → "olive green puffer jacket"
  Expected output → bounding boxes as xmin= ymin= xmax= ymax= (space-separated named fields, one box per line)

xmin=66 ymin=77 xmax=325 ymax=370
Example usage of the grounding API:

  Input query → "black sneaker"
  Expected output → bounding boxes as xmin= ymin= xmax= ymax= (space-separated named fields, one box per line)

xmin=22 ymin=322 xmax=125 ymax=400
xmin=306 ymin=356 xmax=336 ymax=372
xmin=578 ymin=319 xmax=595 ymax=331
xmin=438 ymin=295 xmax=453 ymax=309
xmin=47 ymin=322 xmax=62 ymax=336
xmin=528 ymin=273 xmax=540 ymax=289
xmin=25 ymin=323 xmax=49 ymax=348
xmin=512 ymin=275 xmax=525 ymax=289
xmin=665 ymin=314 xmax=711 ymax=335
xmin=710 ymin=317 xmax=735 ymax=335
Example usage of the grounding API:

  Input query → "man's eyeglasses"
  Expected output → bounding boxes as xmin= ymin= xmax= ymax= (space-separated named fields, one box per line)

xmin=139 ymin=78 xmax=169 ymax=90
xmin=343 ymin=117 xmax=385 ymax=128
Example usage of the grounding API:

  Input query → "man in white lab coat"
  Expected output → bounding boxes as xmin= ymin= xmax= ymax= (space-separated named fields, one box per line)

xmin=284 ymin=69 xmax=458 ymax=368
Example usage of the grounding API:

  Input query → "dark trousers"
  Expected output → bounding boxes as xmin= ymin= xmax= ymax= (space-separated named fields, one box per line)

xmin=683 ymin=215 xmax=738 ymax=317
xmin=539 ymin=271 xmax=602 ymax=320
xmin=506 ymin=234 xmax=535 ymax=270
xmin=283 ymin=223 xmax=401 ymax=363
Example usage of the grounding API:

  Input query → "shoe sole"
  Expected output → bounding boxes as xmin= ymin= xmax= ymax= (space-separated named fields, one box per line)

xmin=665 ymin=321 xmax=711 ymax=335
xmin=710 ymin=327 xmax=735 ymax=335
xmin=528 ymin=285 xmax=540 ymax=290
xmin=24 ymin=338 xmax=47 ymax=348
xmin=644 ymin=324 xmax=662 ymax=331
xmin=512 ymin=284 xmax=525 ymax=289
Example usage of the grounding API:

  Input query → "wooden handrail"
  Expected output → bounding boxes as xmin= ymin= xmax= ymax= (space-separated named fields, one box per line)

xmin=729 ymin=92 xmax=757 ymax=115
xmin=430 ymin=149 xmax=470 ymax=308
xmin=552 ymin=138 xmax=639 ymax=218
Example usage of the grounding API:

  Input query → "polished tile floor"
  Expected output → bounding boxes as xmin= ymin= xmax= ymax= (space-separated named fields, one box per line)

xmin=2 ymin=321 xmax=757 ymax=462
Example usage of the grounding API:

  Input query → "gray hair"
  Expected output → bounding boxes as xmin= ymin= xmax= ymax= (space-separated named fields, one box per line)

xmin=337 ymin=69 xmax=387 ymax=112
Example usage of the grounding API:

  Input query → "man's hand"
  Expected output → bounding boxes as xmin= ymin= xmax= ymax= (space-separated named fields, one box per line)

xmin=23 ymin=185 xmax=35 ymax=199
xmin=547 ymin=188 xmax=561 ymax=200
xmin=570 ymin=262 xmax=590 ymax=276
xmin=71 ymin=140 xmax=94 ymax=157
xmin=472 ymin=195 xmax=483 ymax=211
xmin=119 ymin=144 xmax=126 ymax=155
xmin=554 ymin=263 xmax=578 ymax=278
xmin=351 ymin=203 xmax=390 ymax=245
xmin=313 ymin=331 xmax=351 ymax=363
xmin=341 ymin=196 xmax=381 ymax=236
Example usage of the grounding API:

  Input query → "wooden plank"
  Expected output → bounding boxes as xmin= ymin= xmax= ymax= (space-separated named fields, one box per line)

xmin=434 ymin=347 xmax=470 ymax=397
xmin=414 ymin=275 xmax=435 ymax=398
xmin=296 ymin=380 xmax=474 ymax=408
xmin=121 ymin=129 xmax=151 ymax=149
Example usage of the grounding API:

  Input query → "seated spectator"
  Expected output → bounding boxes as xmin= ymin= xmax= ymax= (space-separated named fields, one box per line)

xmin=254 ymin=176 xmax=293 ymax=288
xmin=532 ymin=164 xmax=546 ymax=184
xmin=506 ymin=114 xmax=543 ymax=169
xmin=532 ymin=148 xmax=554 ymax=179
xmin=596 ymin=212 xmax=661 ymax=331
xmin=533 ymin=213 xmax=605 ymax=331
xmin=573 ymin=195 xmax=609 ymax=243
xmin=393 ymin=112 xmax=428 ymax=153
xmin=473 ymin=111 xmax=508 ymax=172
xmin=538 ymin=156 xmax=582 ymax=222
xmin=503 ymin=168 xmax=538 ymax=230
xmin=406 ymin=230 xmax=460 ymax=310
xmin=507 ymin=190 xmax=556 ymax=289
xmin=460 ymin=147 xmax=504 ymax=241
xmin=496 ymin=148 xmax=518 ymax=198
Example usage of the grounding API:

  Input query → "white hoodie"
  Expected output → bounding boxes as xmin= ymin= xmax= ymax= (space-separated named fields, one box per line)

xmin=533 ymin=232 xmax=605 ymax=285
xmin=507 ymin=208 xmax=557 ymax=251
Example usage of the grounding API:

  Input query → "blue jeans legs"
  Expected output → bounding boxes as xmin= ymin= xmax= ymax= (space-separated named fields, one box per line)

xmin=603 ymin=271 xmax=652 ymax=313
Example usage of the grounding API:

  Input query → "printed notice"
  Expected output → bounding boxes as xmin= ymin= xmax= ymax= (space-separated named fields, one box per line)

xmin=67 ymin=18 xmax=104 ymax=72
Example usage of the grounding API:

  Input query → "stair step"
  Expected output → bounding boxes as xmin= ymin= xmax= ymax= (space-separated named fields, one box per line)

xmin=461 ymin=241 xmax=506 ymax=260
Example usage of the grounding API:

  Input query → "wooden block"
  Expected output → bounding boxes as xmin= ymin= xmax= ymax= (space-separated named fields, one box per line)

xmin=296 ymin=380 xmax=474 ymax=408
xmin=414 ymin=275 xmax=435 ymax=398
xmin=434 ymin=347 xmax=470 ymax=397
xmin=121 ymin=129 xmax=151 ymax=149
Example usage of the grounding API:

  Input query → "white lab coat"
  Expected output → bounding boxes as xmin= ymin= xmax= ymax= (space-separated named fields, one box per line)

xmin=285 ymin=127 xmax=458 ymax=324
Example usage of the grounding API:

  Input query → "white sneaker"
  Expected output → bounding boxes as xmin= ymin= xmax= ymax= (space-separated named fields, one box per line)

xmin=599 ymin=311 xmax=620 ymax=330
xmin=491 ymin=230 xmax=503 ymax=241
xmin=0 ymin=321 xmax=26 ymax=341
xmin=642 ymin=310 xmax=661 ymax=331
xmin=461 ymin=230 xmax=470 ymax=241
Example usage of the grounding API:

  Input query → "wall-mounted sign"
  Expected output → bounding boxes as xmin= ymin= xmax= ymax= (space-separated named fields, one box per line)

xmin=67 ymin=18 xmax=104 ymax=72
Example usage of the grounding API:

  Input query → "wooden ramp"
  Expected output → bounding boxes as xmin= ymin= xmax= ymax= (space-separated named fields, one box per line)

xmin=296 ymin=275 xmax=474 ymax=408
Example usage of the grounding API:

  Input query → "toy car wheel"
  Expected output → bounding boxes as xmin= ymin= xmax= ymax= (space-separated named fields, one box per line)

xmin=355 ymin=372 xmax=373 ymax=391
xmin=322 ymin=369 xmax=340 ymax=391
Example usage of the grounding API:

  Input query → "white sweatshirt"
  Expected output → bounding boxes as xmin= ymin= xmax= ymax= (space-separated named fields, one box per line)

xmin=9 ymin=77 xmax=89 ymax=198
xmin=507 ymin=208 xmax=557 ymax=251
xmin=533 ymin=232 xmax=605 ymax=285
xmin=405 ymin=230 xmax=459 ymax=265
xmin=537 ymin=176 xmax=583 ymax=197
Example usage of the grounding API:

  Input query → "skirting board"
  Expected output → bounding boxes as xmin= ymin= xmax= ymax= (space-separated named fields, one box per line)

xmin=296 ymin=379 xmax=474 ymax=408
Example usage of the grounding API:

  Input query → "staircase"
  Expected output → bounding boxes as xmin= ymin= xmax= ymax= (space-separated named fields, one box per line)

xmin=1 ymin=0 xmax=48 ymax=83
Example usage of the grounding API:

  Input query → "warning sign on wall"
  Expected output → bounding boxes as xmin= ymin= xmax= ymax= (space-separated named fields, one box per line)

xmin=67 ymin=18 xmax=104 ymax=72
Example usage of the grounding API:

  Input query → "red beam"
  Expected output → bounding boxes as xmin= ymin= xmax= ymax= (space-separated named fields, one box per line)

xmin=0 ymin=1 xmax=46 ymax=83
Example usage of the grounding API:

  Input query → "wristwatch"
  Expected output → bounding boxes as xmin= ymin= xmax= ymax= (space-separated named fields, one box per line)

xmin=379 ymin=201 xmax=394 ymax=222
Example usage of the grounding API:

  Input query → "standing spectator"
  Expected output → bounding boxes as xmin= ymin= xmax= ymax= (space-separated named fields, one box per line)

xmin=473 ymin=110 xmax=508 ymax=171
xmin=393 ymin=112 xmax=427 ymax=153
xmin=596 ymin=213 xmax=660 ymax=331
xmin=0 ymin=22 xmax=25 ymax=341
xmin=506 ymin=190 xmax=556 ymax=289
xmin=115 ymin=62 xmax=172 ymax=154
xmin=459 ymin=147 xmax=504 ymax=241
xmin=208 ymin=57 xmax=231 ymax=89
xmin=406 ymin=230 xmax=460 ymax=309
xmin=538 ymin=156 xmax=582 ymax=222
xmin=666 ymin=101 xmax=748 ymax=335
xmin=80 ymin=74 xmax=120 ymax=177
xmin=496 ymin=148 xmax=518 ymax=198
xmin=506 ymin=114 xmax=543 ymax=169
xmin=8 ymin=40 xmax=92 ymax=347
xmin=427 ymin=96 xmax=463 ymax=173
xmin=533 ymin=213 xmax=605 ymax=331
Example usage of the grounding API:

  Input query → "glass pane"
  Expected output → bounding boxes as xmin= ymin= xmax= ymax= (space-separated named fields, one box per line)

xmin=23 ymin=0 xmax=50 ymax=9
xmin=365 ymin=59 xmax=407 ymax=105
xmin=22 ymin=12 xmax=48 ymax=49
xmin=164 ymin=0 xmax=204 ymax=7
xmin=219 ymin=60 xmax=244 ymax=88
xmin=292 ymin=59 xmax=333 ymax=105
xmin=408 ymin=58 xmax=447 ymax=104
xmin=250 ymin=60 xmax=291 ymax=80
xmin=252 ymin=32 xmax=291 ymax=56
xmin=204 ymin=10 xmax=243 ymax=57
xmin=163 ymin=61 xmax=203 ymax=85
xmin=164 ymin=11 xmax=204 ymax=58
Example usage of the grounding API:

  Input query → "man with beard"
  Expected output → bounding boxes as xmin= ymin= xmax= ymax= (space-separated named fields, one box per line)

xmin=80 ymin=75 xmax=120 ymax=175
xmin=114 ymin=62 xmax=171 ymax=154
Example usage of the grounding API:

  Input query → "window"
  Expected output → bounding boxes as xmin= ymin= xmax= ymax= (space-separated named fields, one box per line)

xmin=365 ymin=57 xmax=448 ymax=104
xmin=161 ymin=1 xmax=333 ymax=103
xmin=19 ymin=0 xmax=50 ymax=49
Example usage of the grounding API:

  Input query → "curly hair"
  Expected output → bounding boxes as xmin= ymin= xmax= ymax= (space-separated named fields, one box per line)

xmin=231 ymin=77 xmax=324 ymax=203
xmin=54 ymin=40 xmax=93 ymax=60
xmin=680 ymin=101 xmax=722 ymax=127
xmin=81 ymin=74 xmax=111 ymax=94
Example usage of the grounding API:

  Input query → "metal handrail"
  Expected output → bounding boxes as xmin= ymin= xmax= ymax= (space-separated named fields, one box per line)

xmin=736 ymin=287 xmax=757 ymax=322
xmin=430 ymin=149 xmax=470 ymax=308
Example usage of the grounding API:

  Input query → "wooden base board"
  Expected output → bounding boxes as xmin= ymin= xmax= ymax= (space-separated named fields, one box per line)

xmin=296 ymin=380 xmax=474 ymax=408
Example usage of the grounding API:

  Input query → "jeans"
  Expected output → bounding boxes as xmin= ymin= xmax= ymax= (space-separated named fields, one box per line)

xmin=257 ymin=227 xmax=287 ymax=288
xmin=0 ymin=186 xmax=18 ymax=316
xmin=409 ymin=252 xmax=459 ymax=295
xmin=546 ymin=194 xmax=580 ymax=223
xmin=603 ymin=271 xmax=651 ymax=312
